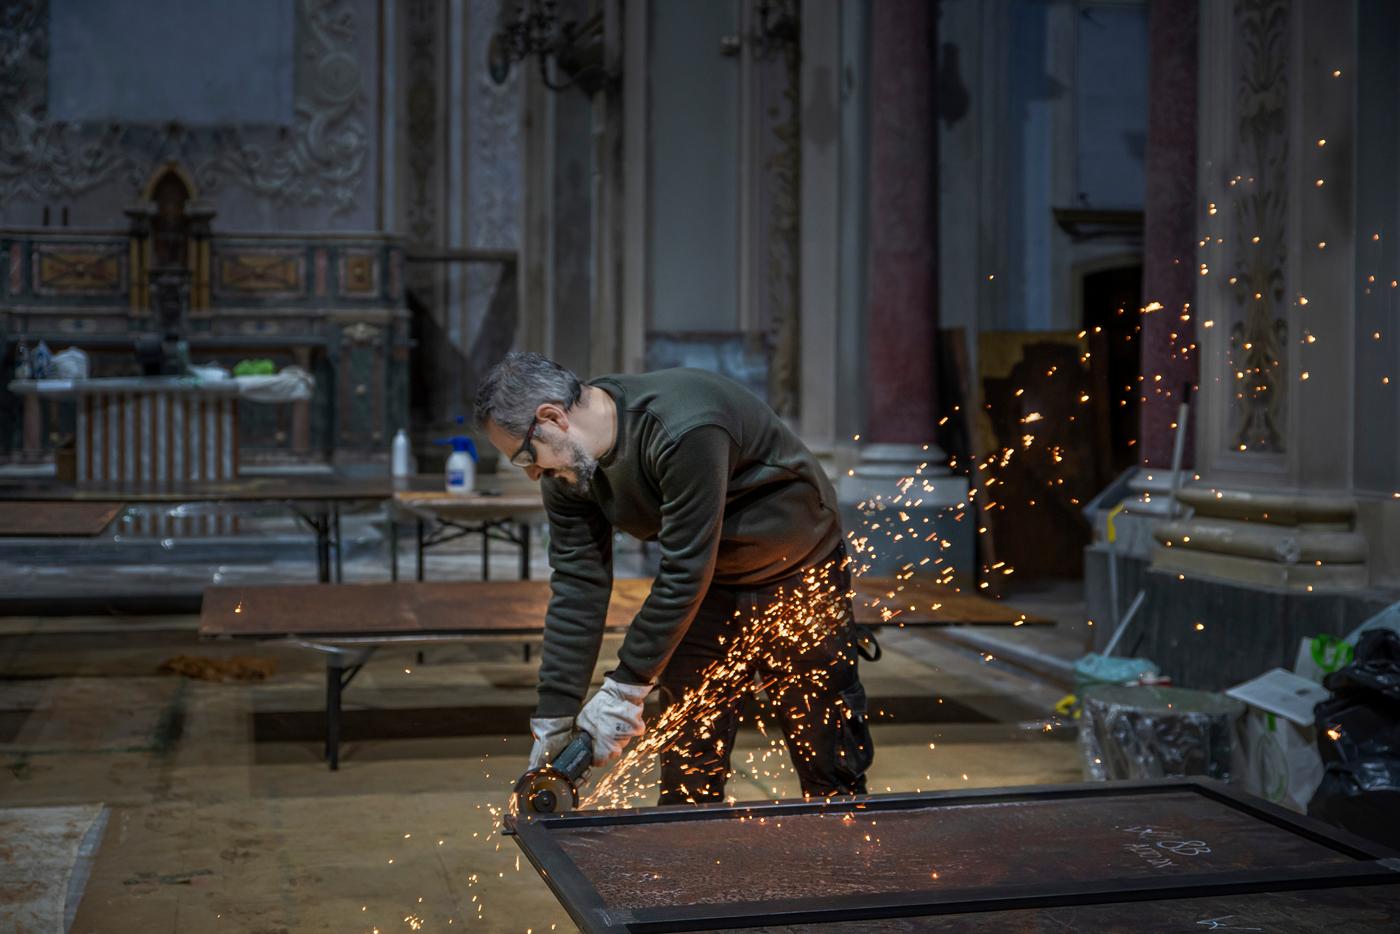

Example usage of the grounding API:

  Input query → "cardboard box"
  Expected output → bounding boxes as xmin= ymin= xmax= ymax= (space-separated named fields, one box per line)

xmin=1227 ymin=668 xmax=1329 ymax=813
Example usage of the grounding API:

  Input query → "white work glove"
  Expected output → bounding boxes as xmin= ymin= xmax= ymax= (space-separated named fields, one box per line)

xmin=527 ymin=716 xmax=575 ymax=770
xmin=575 ymin=677 xmax=652 ymax=767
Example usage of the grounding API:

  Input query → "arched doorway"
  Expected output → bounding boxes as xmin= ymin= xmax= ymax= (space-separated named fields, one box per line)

xmin=144 ymin=164 xmax=195 ymax=269
xmin=1079 ymin=260 xmax=1144 ymax=477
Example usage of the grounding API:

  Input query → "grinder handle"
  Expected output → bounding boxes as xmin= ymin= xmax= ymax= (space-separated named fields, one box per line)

xmin=551 ymin=730 xmax=593 ymax=782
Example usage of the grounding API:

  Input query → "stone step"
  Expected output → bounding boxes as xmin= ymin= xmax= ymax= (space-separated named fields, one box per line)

xmin=1175 ymin=487 xmax=1357 ymax=528
xmin=1154 ymin=516 xmax=1368 ymax=565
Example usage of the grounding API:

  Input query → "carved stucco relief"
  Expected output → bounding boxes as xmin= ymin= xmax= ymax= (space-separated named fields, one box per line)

xmin=0 ymin=0 xmax=369 ymax=217
xmin=0 ymin=1 xmax=137 ymax=203
xmin=1227 ymin=0 xmax=1289 ymax=453
xmin=197 ymin=0 xmax=369 ymax=214
xmin=463 ymin=0 xmax=520 ymax=380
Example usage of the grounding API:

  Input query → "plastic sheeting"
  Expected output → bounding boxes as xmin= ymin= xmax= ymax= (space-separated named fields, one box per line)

xmin=1079 ymin=684 xmax=1244 ymax=782
xmin=233 ymin=367 xmax=315 ymax=402
xmin=1308 ymin=629 xmax=1400 ymax=847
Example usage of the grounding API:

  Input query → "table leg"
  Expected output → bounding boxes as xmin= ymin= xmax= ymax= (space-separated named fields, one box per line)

xmin=482 ymin=524 xmax=491 ymax=580
xmin=326 ymin=661 xmax=342 ymax=770
xmin=323 ymin=647 xmax=373 ymax=772
xmin=389 ymin=512 xmax=399 ymax=581
xmin=333 ymin=503 xmax=343 ymax=583
xmin=416 ymin=518 xmax=425 ymax=582
xmin=519 ymin=521 xmax=531 ymax=580
xmin=315 ymin=516 xmax=331 ymax=583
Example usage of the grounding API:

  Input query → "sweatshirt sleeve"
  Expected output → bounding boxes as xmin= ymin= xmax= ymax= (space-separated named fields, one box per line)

xmin=612 ymin=425 xmax=734 ymax=684
xmin=536 ymin=480 xmax=615 ymax=716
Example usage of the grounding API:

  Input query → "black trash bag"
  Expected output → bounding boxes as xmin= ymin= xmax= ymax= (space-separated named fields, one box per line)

xmin=1308 ymin=629 xmax=1400 ymax=848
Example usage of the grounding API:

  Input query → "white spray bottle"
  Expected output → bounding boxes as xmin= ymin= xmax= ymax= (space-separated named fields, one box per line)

xmin=391 ymin=429 xmax=413 ymax=478
xmin=438 ymin=418 xmax=478 ymax=495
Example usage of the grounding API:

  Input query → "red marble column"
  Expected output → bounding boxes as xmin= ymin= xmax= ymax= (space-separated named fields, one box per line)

xmin=865 ymin=0 xmax=937 ymax=444
xmin=1139 ymin=0 xmax=1199 ymax=467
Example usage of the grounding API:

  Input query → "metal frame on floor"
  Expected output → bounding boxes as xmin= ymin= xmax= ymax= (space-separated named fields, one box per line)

xmin=507 ymin=779 xmax=1400 ymax=933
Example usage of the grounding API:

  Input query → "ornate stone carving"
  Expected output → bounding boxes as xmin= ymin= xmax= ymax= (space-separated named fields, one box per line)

xmin=338 ymin=249 xmax=380 ymax=296
xmin=196 ymin=0 xmax=369 ymax=214
xmin=341 ymin=321 xmax=381 ymax=343
xmin=214 ymin=248 xmax=307 ymax=298
xmin=31 ymin=244 xmax=126 ymax=296
xmin=464 ymin=0 xmax=521 ymax=380
xmin=466 ymin=0 xmax=521 ymax=253
xmin=0 ymin=1 xmax=137 ymax=203
xmin=0 ymin=0 xmax=367 ymax=215
xmin=1227 ymin=0 xmax=1289 ymax=453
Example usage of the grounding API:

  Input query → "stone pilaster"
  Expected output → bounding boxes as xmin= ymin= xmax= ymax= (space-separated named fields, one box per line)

xmin=1158 ymin=0 xmax=1365 ymax=591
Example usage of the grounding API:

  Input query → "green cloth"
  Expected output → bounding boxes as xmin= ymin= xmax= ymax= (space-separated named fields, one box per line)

xmin=536 ymin=369 xmax=843 ymax=716
xmin=233 ymin=358 xmax=276 ymax=376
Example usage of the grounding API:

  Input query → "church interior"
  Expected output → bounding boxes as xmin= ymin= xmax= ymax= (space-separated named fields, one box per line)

xmin=3 ymin=0 xmax=1400 ymax=931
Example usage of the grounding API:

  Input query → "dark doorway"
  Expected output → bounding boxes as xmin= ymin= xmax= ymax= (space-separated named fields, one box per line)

xmin=1082 ymin=264 xmax=1143 ymax=477
xmin=150 ymin=169 xmax=192 ymax=268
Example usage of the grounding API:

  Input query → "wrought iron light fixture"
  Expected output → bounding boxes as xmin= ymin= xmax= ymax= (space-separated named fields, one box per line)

xmin=488 ymin=0 xmax=612 ymax=94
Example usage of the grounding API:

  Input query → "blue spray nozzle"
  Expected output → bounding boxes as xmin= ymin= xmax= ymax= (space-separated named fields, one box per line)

xmin=435 ymin=435 xmax=479 ymax=461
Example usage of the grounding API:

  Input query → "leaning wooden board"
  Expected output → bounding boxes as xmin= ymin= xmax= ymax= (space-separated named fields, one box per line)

xmin=508 ymin=779 xmax=1400 ymax=933
xmin=200 ymin=577 xmax=1047 ymax=639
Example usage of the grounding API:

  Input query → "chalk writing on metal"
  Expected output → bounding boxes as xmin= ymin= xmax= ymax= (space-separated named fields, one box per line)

xmin=1119 ymin=825 xmax=1213 ymax=870
xmin=1196 ymin=916 xmax=1263 ymax=931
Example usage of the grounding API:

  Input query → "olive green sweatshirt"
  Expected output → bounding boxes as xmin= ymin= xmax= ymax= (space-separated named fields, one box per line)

xmin=535 ymin=368 xmax=842 ymax=716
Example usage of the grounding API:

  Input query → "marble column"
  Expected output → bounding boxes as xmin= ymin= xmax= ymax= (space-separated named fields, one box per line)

xmin=865 ymin=0 xmax=938 ymax=446
xmin=1139 ymin=0 xmax=1199 ymax=470
xmin=841 ymin=0 xmax=970 ymax=580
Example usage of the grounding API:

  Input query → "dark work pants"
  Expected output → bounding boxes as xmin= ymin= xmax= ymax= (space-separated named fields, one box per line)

xmin=655 ymin=552 xmax=875 ymax=805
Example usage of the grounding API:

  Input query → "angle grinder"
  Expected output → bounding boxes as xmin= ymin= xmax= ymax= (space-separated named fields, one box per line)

xmin=506 ymin=731 xmax=593 ymax=830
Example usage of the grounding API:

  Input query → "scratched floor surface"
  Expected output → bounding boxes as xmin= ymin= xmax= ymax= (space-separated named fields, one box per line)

xmin=0 ymin=538 xmax=1080 ymax=933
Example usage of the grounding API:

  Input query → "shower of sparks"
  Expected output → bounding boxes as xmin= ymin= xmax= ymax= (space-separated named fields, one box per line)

xmin=582 ymin=555 xmax=861 ymax=809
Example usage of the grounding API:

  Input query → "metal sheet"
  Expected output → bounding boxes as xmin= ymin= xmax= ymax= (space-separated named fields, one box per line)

xmin=509 ymin=780 xmax=1400 ymax=933
xmin=555 ymin=792 xmax=1349 ymax=911
xmin=726 ymin=883 xmax=1400 ymax=933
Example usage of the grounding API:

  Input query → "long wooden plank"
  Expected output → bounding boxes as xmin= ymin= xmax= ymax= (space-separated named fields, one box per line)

xmin=200 ymin=577 xmax=1046 ymax=639
xmin=0 ymin=502 xmax=125 ymax=537
xmin=853 ymin=576 xmax=1046 ymax=626
xmin=201 ymin=579 xmax=653 ymax=638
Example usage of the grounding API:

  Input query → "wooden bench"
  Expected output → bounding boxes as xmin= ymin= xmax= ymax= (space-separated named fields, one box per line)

xmin=200 ymin=577 xmax=1046 ymax=769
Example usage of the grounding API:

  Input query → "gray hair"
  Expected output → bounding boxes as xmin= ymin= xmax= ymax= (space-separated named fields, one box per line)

xmin=473 ymin=351 xmax=583 ymax=435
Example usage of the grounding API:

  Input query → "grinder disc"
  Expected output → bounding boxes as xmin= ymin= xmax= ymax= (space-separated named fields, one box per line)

xmin=513 ymin=765 xmax=579 ymax=817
